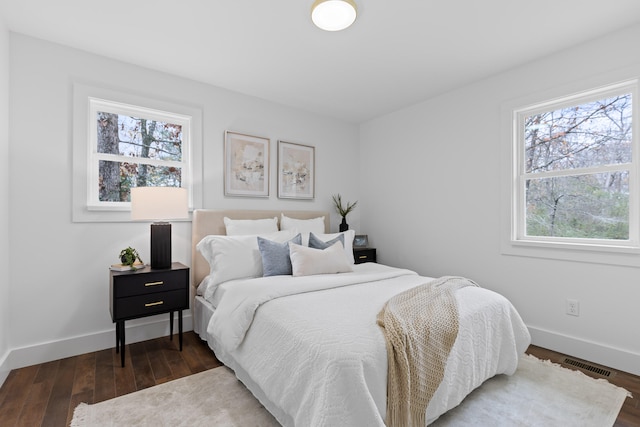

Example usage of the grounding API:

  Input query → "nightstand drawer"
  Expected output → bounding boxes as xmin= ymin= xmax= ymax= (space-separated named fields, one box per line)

xmin=112 ymin=269 xmax=187 ymax=298
xmin=114 ymin=289 xmax=188 ymax=320
xmin=354 ymin=248 xmax=376 ymax=264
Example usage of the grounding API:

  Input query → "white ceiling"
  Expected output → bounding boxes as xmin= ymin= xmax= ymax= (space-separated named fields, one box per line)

xmin=2 ymin=0 xmax=640 ymax=123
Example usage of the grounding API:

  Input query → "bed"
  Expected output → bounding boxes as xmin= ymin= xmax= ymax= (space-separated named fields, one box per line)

xmin=191 ymin=209 xmax=531 ymax=426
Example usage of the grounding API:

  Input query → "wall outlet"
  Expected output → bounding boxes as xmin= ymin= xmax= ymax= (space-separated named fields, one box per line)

xmin=566 ymin=299 xmax=580 ymax=316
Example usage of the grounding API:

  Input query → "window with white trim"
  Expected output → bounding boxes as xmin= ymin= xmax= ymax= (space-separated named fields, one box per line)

xmin=88 ymin=98 xmax=191 ymax=211
xmin=72 ymin=84 xmax=202 ymax=223
xmin=512 ymin=80 xmax=638 ymax=251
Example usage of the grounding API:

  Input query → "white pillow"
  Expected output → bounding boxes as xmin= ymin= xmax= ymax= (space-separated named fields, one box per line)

xmin=224 ymin=216 xmax=278 ymax=236
xmin=196 ymin=230 xmax=297 ymax=287
xmin=280 ymin=214 xmax=325 ymax=245
xmin=312 ymin=230 xmax=356 ymax=264
xmin=289 ymin=242 xmax=353 ymax=277
xmin=196 ymin=275 xmax=215 ymax=300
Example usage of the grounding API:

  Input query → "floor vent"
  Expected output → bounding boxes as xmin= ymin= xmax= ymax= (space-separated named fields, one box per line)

xmin=562 ymin=357 xmax=615 ymax=378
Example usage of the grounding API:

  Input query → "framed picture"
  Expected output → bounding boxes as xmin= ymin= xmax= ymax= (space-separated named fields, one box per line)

xmin=354 ymin=235 xmax=369 ymax=248
xmin=278 ymin=140 xmax=315 ymax=199
xmin=224 ymin=131 xmax=269 ymax=197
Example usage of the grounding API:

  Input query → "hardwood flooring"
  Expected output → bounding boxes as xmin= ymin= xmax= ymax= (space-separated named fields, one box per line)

xmin=0 ymin=335 xmax=638 ymax=426
xmin=0 ymin=331 xmax=221 ymax=427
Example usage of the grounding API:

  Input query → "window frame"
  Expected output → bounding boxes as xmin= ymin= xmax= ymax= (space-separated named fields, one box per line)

xmin=512 ymin=80 xmax=638 ymax=251
xmin=501 ymin=77 xmax=640 ymax=266
xmin=73 ymin=83 xmax=202 ymax=222
xmin=87 ymin=98 xmax=192 ymax=211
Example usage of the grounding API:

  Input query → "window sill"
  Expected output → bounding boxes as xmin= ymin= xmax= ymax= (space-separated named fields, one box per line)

xmin=502 ymin=238 xmax=640 ymax=267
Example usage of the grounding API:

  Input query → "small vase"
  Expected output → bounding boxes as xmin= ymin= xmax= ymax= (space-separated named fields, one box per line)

xmin=339 ymin=217 xmax=348 ymax=232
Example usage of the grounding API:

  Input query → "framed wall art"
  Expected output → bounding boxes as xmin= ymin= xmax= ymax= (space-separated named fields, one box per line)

xmin=278 ymin=140 xmax=315 ymax=199
xmin=224 ymin=131 xmax=270 ymax=197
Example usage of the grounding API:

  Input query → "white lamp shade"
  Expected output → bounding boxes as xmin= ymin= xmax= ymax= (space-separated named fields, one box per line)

xmin=311 ymin=0 xmax=357 ymax=31
xmin=131 ymin=187 xmax=189 ymax=221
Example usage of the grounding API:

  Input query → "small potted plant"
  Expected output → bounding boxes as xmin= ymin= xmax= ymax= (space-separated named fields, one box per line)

xmin=332 ymin=194 xmax=358 ymax=232
xmin=119 ymin=247 xmax=144 ymax=270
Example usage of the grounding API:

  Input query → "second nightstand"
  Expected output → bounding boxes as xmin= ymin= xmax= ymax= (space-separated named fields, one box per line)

xmin=109 ymin=262 xmax=189 ymax=367
xmin=354 ymin=247 xmax=377 ymax=264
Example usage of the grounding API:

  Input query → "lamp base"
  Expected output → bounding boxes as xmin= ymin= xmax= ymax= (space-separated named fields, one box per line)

xmin=150 ymin=222 xmax=172 ymax=269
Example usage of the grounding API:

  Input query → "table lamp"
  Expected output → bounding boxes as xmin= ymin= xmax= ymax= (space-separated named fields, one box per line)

xmin=131 ymin=187 xmax=189 ymax=269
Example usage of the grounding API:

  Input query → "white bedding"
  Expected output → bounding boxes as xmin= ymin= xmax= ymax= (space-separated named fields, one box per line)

xmin=204 ymin=263 xmax=531 ymax=426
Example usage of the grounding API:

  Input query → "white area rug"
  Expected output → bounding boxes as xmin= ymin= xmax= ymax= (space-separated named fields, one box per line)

xmin=432 ymin=354 xmax=631 ymax=427
xmin=71 ymin=354 xmax=630 ymax=426
xmin=71 ymin=366 xmax=279 ymax=427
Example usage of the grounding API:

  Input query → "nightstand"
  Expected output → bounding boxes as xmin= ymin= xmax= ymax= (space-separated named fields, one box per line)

xmin=109 ymin=262 xmax=189 ymax=367
xmin=354 ymin=247 xmax=376 ymax=264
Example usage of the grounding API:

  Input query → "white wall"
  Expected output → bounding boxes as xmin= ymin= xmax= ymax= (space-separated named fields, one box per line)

xmin=360 ymin=24 xmax=640 ymax=375
xmin=3 ymin=33 xmax=359 ymax=372
xmin=6 ymin=22 xmax=640 ymax=386
xmin=0 ymin=18 xmax=11 ymax=385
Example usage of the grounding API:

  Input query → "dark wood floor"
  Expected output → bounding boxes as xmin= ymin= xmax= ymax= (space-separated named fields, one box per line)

xmin=0 ymin=331 xmax=221 ymax=427
xmin=0 ymin=334 xmax=638 ymax=426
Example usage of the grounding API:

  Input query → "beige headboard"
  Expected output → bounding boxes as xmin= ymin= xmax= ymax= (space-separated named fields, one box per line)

xmin=191 ymin=209 xmax=330 ymax=295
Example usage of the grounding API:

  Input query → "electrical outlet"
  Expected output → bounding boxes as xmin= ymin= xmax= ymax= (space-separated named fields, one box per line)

xmin=566 ymin=299 xmax=580 ymax=316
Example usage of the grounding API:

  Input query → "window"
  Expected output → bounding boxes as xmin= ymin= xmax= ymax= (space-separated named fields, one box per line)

xmin=88 ymin=98 xmax=191 ymax=210
xmin=72 ymin=83 xmax=202 ymax=222
xmin=511 ymin=80 xmax=638 ymax=251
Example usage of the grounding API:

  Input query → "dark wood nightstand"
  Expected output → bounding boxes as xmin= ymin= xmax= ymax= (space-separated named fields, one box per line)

xmin=109 ymin=262 xmax=189 ymax=367
xmin=354 ymin=248 xmax=376 ymax=264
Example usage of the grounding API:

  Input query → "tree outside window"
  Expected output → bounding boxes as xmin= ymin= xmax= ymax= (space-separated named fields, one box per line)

xmin=514 ymin=81 xmax=637 ymax=248
xmin=89 ymin=99 xmax=190 ymax=209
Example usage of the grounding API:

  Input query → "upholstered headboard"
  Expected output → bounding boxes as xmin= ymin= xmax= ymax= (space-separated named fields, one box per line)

xmin=190 ymin=209 xmax=330 ymax=296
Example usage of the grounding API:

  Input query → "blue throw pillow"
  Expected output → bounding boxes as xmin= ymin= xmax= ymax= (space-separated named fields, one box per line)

xmin=308 ymin=232 xmax=345 ymax=250
xmin=257 ymin=233 xmax=302 ymax=277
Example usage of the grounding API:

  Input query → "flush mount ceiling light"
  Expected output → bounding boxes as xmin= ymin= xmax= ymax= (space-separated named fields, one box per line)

xmin=311 ymin=0 xmax=358 ymax=31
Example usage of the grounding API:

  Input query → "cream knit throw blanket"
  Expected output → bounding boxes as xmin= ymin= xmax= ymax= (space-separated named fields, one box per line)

xmin=377 ymin=276 xmax=478 ymax=427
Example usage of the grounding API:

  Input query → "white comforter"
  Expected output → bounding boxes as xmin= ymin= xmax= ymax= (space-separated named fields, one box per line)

xmin=206 ymin=263 xmax=531 ymax=426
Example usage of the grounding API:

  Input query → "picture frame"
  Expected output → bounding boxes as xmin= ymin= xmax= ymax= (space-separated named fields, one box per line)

xmin=224 ymin=131 xmax=270 ymax=197
xmin=278 ymin=140 xmax=315 ymax=199
xmin=354 ymin=234 xmax=369 ymax=248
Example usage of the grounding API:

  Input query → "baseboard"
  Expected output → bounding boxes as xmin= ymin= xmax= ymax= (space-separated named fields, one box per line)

xmin=529 ymin=325 xmax=640 ymax=376
xmin=0 ymin=313 xmax=193 ymax=387
xmin=0 ymin=350 xmax=10 ymax=387
xmin=3 ymin=318 xmax=637 ymax=389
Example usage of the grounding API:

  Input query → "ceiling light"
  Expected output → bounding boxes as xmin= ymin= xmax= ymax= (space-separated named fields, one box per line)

xmin=311 ymin=0 xmax=357 ymax=32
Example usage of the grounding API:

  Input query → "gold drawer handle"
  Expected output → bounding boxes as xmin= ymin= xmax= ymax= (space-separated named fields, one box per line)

xmin=145 ymin=281 xmax=164 ymax=287
xmin=145 ymin=301 xmax=164 ymax=307
xmin=359 ymin=255 xmax=368 ymax=259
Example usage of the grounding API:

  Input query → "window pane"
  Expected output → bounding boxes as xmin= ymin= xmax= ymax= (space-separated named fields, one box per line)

xmin=99 ymin=160 xmax=182 ymax=202
xmin=96 ymin=112 xmax=183 ymax=161
xmin=526 ymin=172 xmax=629 ymax=239
xmin=524 ymin=94 xmax=632 ymax=173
